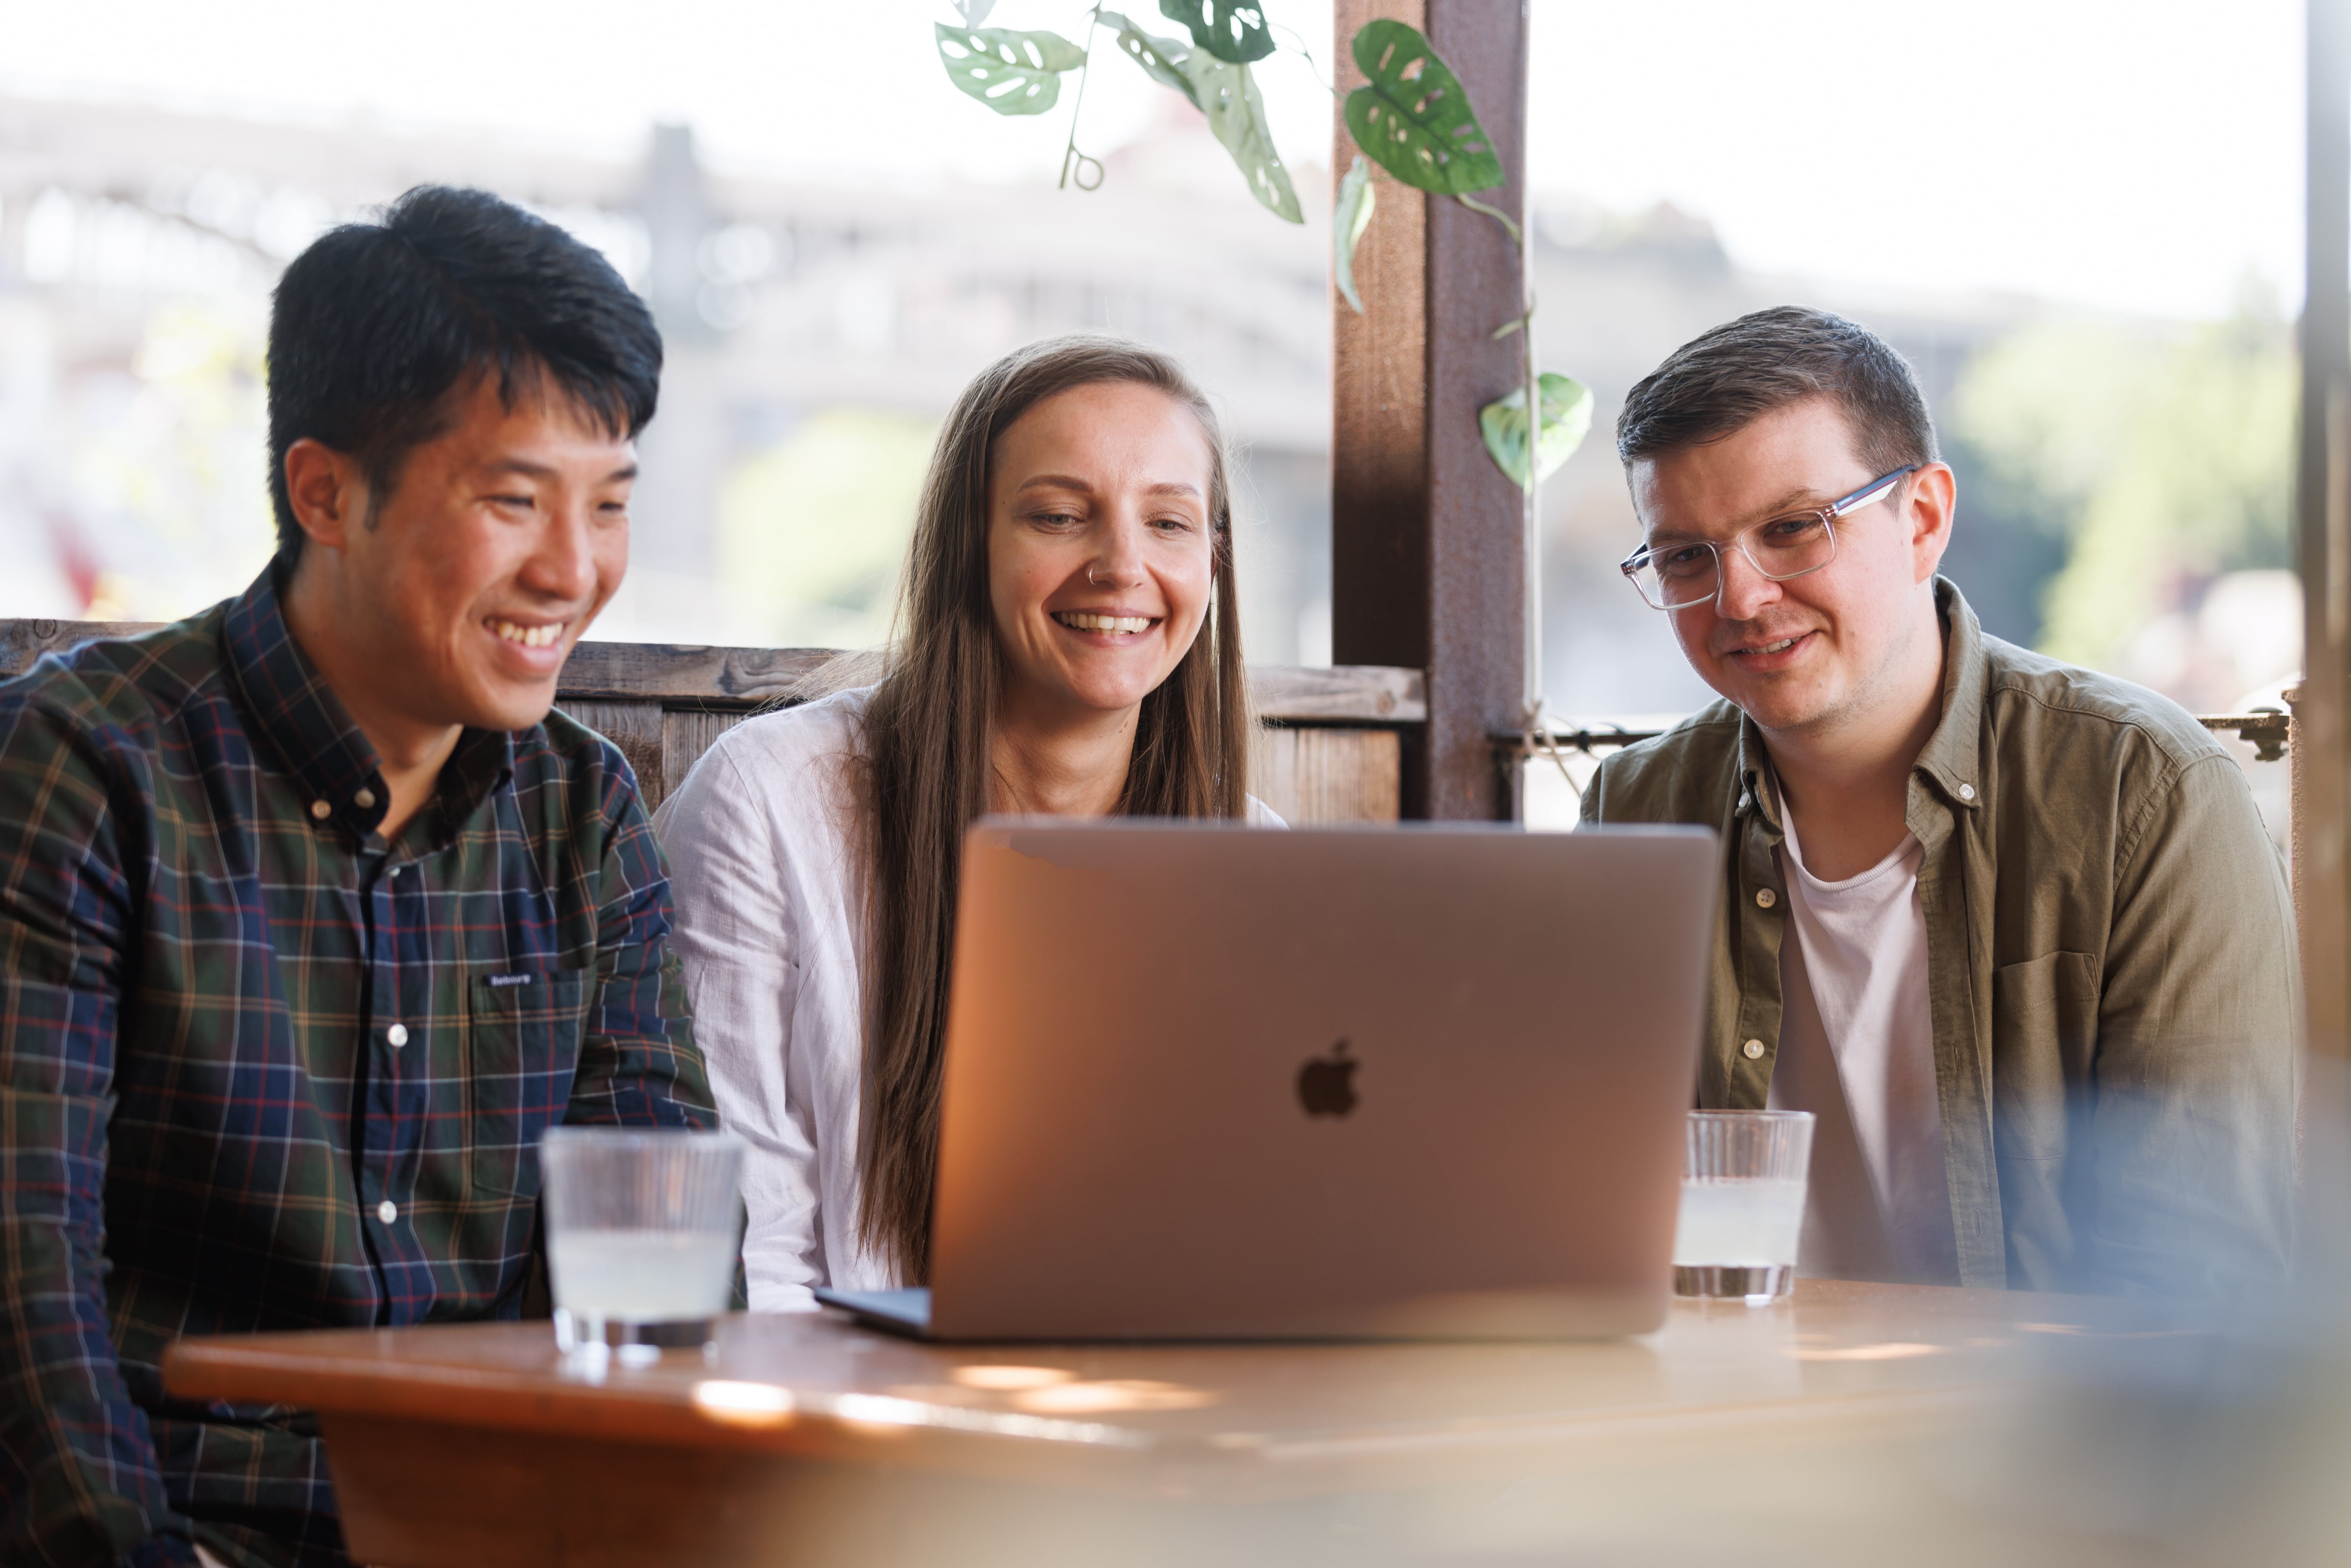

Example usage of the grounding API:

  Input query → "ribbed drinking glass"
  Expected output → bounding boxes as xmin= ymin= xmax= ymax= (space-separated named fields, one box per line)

xmin=541 ymin=1127 xmax=744 ymax=1360
xmin=1673 ymin=1110 xmax=1814 ymax=1303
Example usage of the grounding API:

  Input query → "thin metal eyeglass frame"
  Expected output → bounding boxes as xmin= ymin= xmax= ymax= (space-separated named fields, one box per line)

xmin=1619 ymin=464 xmax=1920 ymax=611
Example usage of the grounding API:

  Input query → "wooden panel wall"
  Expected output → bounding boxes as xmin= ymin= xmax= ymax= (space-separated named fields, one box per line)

xmin=661 ymin=710 xmax=741 ymax=806
xmin=568 ymin=647 xmax=1425 ymax=822
xmin=624 ymin=709 xmax=1403 ymax=825
xmin=558 ymin=700 xmax=665 ymax=806
xmin=1251 ymin=728 xmax=1402 ymax=824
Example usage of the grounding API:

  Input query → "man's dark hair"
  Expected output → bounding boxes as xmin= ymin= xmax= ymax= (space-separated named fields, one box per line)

xmin=1615 ymin=306 xmax=1937 ymax=477
xmin=266 ymin=185 xmax=662 ymax=559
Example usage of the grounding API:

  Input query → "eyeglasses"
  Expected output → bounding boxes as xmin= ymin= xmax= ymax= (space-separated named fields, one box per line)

xmin=1619 ymin=465 xmax=1918 ymax=611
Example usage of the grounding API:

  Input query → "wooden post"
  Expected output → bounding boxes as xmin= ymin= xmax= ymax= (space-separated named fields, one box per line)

xmin=2300 ymin=0 xmax=2351 ymax=1064
xmin=1331 ymin=0 xmax=1531 ymax=821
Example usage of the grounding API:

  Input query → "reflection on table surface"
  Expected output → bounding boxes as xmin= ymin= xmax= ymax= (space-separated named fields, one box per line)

xmin=160 ymin=1277 xmax=2338 ymax=1568
xmin=167 ymin=1279 xmax=2172 ymax=1487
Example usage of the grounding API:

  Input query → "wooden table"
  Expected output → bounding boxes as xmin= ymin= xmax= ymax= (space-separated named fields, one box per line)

xmin=162 ymin=1281 xmax=2201 ymax=1568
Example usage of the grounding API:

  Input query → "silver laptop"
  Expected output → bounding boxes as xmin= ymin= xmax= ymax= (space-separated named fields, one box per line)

xmin=815 ymin=820 xmax=1716 ymax=1341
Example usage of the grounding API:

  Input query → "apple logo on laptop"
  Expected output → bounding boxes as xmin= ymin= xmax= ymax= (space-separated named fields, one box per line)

xmin=1297 ymin=1039 xmax=1357 ymax=1117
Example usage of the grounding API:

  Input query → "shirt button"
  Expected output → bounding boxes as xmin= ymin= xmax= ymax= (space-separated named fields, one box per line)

xmin=1755 ymin=888 xmax=1777 ymax=909
xmin=354 ymin=788 xmax=377 ymax=809
xmin=1743 ymin=1038 xmax=1767 ymax=1060
xmin=1959 ymin=783 xmax=1977 ymax=801
xmin=377 ymin=1200 xmax=398 ymax=1225
xmin=387 ymin=1023 xmax=409 ymax=1047
xmin=309 ymin=799 xmax=332 ymax=821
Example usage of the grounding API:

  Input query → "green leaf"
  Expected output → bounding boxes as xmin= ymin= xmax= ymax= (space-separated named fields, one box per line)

xmin=1158 ymin=0 xmax=1274 ymax=64
xmin=1334 ymin=155 xmax=1376 ymax=314
xmin=952 ymin=0 xmax=997 ymax=25
xmin=1343 ymin=19 xmax=1506 ymax=195
xmin=1102 ymin=11 xmax=1197 ymax=104
xmin=1197 ymin=61 xmax=1302 ymax=222
xmin=935 ymin=24 xmax=1086 ymax=117
xmin=1480 ymin=373 xmax=1594 ymax=489
xmin=1104 ymin=15 xmax=1301 ymax=222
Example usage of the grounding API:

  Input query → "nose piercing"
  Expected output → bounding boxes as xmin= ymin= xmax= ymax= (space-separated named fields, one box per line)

xmin=1087 ymin=562 xmax=1104 ymax=587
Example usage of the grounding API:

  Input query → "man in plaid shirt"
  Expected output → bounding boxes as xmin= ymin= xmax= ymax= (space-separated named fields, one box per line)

xmin=0 ymin=187 xmax=717 ymax=1567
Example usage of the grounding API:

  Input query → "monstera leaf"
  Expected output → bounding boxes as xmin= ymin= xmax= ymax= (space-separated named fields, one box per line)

xmin=935 ymin=24 xmax=1087 ymax=116
xmin=952 ymin=0 xmax=997 ymax=24
xmin=1334 ymin=155 xmax=1376 ymax=314
xmin=1102 ymin=11 xmax=1195 ymax=98
xmin=1105 ymin=14 xmax=1302 ymax=222
xmin=1343 ymin=19 xmax=1505 ymax=195
xmin=1195 ymin=60 xmax=1300 ymax=221
xmin=1158 ymin=0 xmax=1274 ymax=63
xmin=1479 ymin=373 xmax=1594 ymax=488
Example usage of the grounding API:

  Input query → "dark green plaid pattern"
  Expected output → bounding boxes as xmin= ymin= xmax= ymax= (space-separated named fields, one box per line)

xmin=0 ymin=568 xmax=714 ymax=1568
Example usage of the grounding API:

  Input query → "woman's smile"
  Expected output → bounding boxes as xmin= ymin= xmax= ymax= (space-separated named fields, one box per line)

xmin=1049 ymin=609 xmax=1162 ymax=638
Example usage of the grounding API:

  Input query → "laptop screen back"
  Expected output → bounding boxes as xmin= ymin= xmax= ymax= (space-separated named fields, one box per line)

xmin=926 ymin=821 xmax=1716 ymax=1340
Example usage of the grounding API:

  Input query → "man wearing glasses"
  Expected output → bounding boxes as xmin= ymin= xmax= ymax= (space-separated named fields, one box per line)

xmin=1583 ymin=306 xmax=2297 ymax=1295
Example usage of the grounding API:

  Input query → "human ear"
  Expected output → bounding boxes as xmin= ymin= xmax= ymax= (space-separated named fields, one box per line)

xmin=283 ymin=439 xmax=367 ymax=554
xmin=1906 ymin=462 xmax=1958 ymax=583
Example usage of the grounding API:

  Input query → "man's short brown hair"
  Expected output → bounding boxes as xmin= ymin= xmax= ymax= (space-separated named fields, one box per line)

xmin=1615 ymin=306 xmax=1938 ymax=477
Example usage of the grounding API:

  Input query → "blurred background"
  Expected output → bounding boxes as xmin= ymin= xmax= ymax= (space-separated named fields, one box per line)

xmin=0 ymin=0 xmax=2304 ymax=804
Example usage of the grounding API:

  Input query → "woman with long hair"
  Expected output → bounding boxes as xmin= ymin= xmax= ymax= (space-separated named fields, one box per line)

xmin=657 ymin=335 xmax=1277 ymax=1305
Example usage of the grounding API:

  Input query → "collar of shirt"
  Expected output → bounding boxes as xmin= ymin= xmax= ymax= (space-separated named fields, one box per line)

xmin=221 ymin=562 xmax=514 ymax=847
xmin=1731 ymin=576 xmax=1988 ymax=834
xmin=1909 ymin=579 xmax=1988 ymax=813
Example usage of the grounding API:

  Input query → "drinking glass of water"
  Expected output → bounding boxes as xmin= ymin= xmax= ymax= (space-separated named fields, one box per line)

xmin=541 ymin=1126 xmax=744 ymax=1361
xmin=1673 ymin=1110 xmax=1814 ymax=1304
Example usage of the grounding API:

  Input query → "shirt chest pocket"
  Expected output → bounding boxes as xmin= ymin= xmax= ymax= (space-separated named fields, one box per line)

xmin=464 ymin=968 xmax=590 ymax=1198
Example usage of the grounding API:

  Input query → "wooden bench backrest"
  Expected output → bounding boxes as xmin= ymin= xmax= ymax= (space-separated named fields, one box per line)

xmin=0 ymin=621 xmax=1419 ymax=824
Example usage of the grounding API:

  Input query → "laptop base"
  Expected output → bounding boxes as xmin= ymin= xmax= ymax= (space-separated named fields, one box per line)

xmin=813 ymin=1286 xmax=933 ymax=1337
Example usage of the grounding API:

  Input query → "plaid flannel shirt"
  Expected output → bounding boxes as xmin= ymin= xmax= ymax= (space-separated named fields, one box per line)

xmin=0 ymin=567 xmax=715 ymax=1568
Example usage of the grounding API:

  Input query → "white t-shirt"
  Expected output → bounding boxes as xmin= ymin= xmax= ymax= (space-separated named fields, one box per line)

xmin=1765 ymin=801 xmax=1960 ymax=1285
xmin=655 ymin=686 xmax=1284 ymax=1310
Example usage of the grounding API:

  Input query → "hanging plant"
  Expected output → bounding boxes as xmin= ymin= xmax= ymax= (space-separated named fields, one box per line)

xmin=926 ymin=6 xmax=1590 ymax=748
xmin=1157 ymin=0 xmax=1275 ymax=63
xmin=1481 ymin=373 xmax=1596 ymax=490
xmin=1101 ymin=12 xmax=1300 ymax=220
xmin=933 ymin=24 xmax=1089 ymax=115
xmin=1332 ymin=155 xmax=1376 ymax=315
xmin=1332 ymin=17 xmax=1586 ymax=493
xmin=1340 ymin=18 xmax=1505 ymax=198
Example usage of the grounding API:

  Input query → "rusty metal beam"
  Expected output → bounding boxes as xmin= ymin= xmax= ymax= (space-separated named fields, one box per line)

xmin=1332 ymin=0 xmax=1530 ymax=821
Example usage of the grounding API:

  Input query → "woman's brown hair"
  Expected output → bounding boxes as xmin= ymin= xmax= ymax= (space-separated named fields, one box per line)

xmin=856 ymin=334 xmax=1251 ymax=1282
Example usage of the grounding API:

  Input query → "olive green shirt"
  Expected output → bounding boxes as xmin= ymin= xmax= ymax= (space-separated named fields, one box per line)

xmin=1582 ymin=579 xmax=2299 ymax=1295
